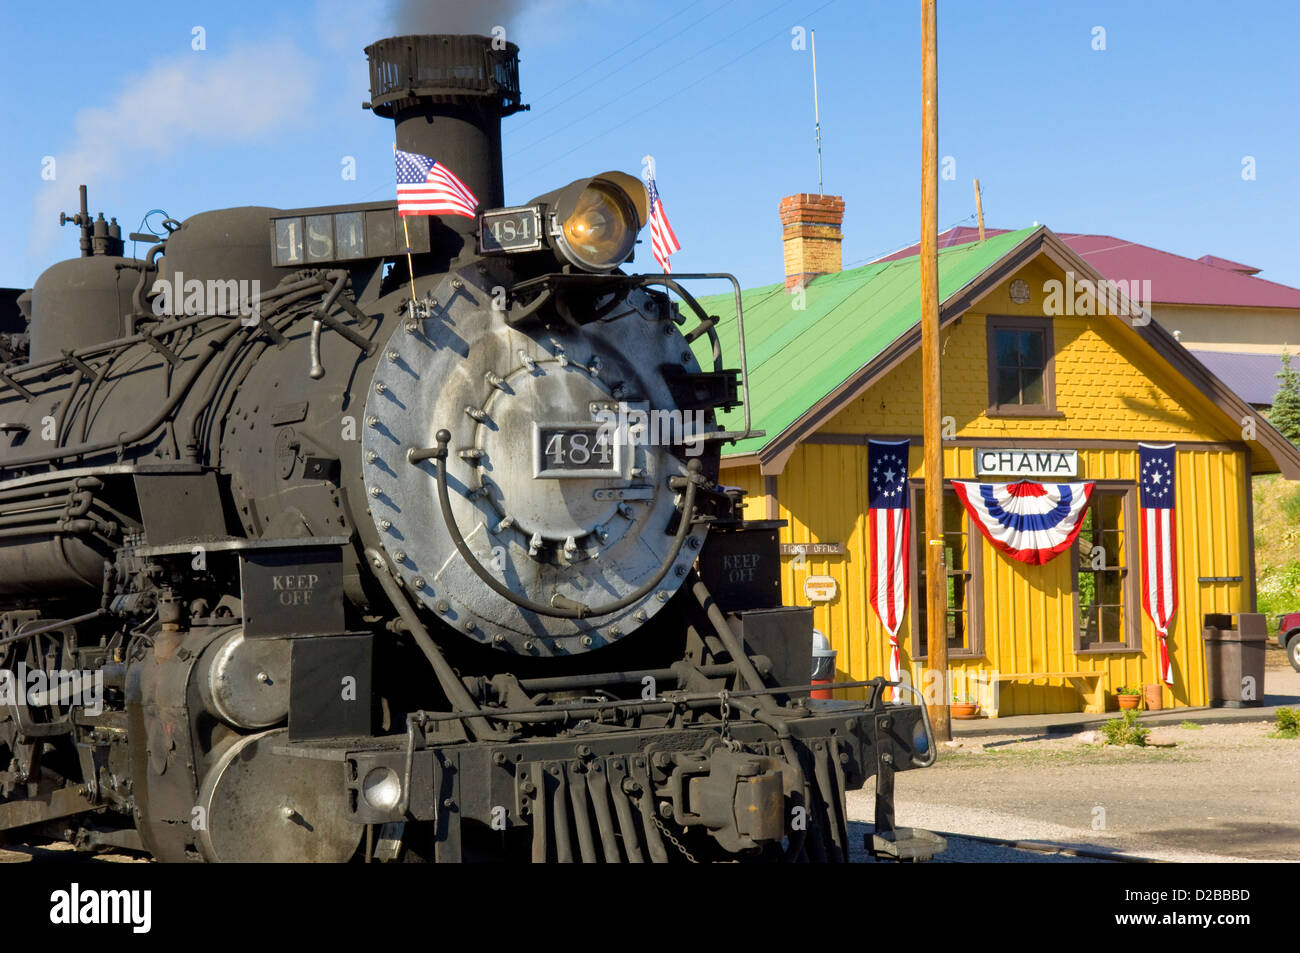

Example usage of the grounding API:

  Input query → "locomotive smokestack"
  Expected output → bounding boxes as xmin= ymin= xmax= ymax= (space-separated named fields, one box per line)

xmin=365 ymin=35 xmax=525 ymax=237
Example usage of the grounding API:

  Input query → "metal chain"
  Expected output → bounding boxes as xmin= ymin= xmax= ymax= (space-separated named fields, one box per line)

xmin=718 ymin=689 xmax=741 ymax=751
xmin=652 ymin=813 xmax=699 ymax=863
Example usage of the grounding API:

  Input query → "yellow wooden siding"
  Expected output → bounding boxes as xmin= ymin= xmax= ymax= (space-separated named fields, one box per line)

xmin=721 ymin=254 xmax=1259 ymax=715
xmin=829 ymin=259 xmax=1238 ymax=444
xmin=763 ymin=442 xmax=1247 ymax=711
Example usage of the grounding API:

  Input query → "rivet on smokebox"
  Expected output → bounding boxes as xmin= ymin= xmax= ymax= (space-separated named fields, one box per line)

xmin=378 ymin=518 xmax=391 ymax=531
xmin=365 ymin=450 xmax=379 ymax=464
xmin=367 ymin=415 xmax=380 ymax=428
xmin=656 ymin=591 xmax=669 ymax=602
xmin=411 ymin=576 xmax=425 ymax=590
xmin=374 ymin=381 xmax=387 ymax=394
xmin=386 ymin=349 xmax=399 ymax=363
xmin=368 ymin=485 xmax=382 ymax=497
xmin=580 ymin=635 xmax=593 ymax=647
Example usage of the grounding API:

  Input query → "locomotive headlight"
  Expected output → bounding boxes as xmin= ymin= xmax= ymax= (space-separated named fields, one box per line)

xmin=558 ymin=182 xmax=637 ymax=270
xmin=528 ymin=171 xmax=649 ymax=272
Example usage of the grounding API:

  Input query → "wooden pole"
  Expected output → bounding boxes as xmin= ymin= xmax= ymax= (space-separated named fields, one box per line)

xmin=921 ymin=0 xmax=950 ymax=742
xmin=973 ymin=177 xmax=985 ymax=241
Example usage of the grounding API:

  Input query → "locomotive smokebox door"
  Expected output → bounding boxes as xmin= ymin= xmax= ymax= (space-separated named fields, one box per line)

xmin=238 ymin=540 xmax=347 ymax=638
xmin=289 ymin=634 xmax=373 ymax=740
xmin=698 ymin=521 xmax=784 ymax=613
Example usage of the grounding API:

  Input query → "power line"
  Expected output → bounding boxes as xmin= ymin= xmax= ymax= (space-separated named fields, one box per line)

xmin=513 ymin=0 xmax=841 ymax=181
xmin=508 ymin=0 xmax=743 ymax=135
xmin=506 ymin=0 xmax=812 ymax=162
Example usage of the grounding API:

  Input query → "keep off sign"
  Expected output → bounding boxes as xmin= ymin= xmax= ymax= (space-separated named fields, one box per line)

xmin=804 ymin=575 xmax=838 ymax=602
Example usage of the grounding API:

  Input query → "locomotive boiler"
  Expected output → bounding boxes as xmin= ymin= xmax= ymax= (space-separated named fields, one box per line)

xmin=0 ymin=33 xmax=937 ymax=862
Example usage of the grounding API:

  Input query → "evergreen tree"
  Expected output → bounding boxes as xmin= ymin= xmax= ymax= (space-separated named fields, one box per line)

xmin=1268 ymin=348 xmax=1300 ymax=445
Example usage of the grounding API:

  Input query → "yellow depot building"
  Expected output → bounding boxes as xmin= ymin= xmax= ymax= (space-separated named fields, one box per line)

xmin=697 ymin=194 xmax=1300 ymax=717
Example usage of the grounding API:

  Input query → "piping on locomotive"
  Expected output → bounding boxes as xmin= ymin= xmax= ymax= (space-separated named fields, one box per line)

xmin=0 ymin=34 xmax=941 ymax=862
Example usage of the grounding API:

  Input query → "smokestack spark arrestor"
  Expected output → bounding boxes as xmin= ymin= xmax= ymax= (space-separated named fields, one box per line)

xmin=364 ymin=34 xmax=528 ymax=229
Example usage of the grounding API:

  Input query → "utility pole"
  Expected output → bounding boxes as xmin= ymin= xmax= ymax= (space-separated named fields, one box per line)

xmin=921 ymin=0 xmax=950 ymax=742
xmin=973 ymin=177 xmax=985 ymax=241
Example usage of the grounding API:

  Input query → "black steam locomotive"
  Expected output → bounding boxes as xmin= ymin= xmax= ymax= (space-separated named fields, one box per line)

xmin=0 ymin=34 xmax=936 ymax=862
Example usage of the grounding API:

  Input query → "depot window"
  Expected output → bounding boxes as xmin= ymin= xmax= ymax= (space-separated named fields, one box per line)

xmin=986 ymin=316 xmax=1058 ymax=416
xmin=910 ymin=484 xmax=983 ymax=659
xmin=1073 ymin=485 xmax=1138 ymax=652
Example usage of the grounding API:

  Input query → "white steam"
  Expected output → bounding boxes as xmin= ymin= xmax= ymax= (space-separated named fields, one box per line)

xmin=32 ymin=41 xmax=316 ymax=257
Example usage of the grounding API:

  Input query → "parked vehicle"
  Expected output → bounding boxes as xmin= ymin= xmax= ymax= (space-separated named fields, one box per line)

xmin=1276 ymin=611 xmax=1300 ymax=672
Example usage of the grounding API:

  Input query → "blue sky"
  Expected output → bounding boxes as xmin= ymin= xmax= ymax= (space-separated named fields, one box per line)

xmin=1 ymin=0 xmax=1296 ymax=292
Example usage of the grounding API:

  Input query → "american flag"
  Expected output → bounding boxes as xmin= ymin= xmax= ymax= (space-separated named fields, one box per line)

xmin=395 ymin=148 xmax=479 ymax=219
xmin=1138 ymin=442 xmax=1178 ymax=685
xmin=868 ymin=438 xmax=910 ymax=688
xmin=646 ymin=174 xmax=680 ymax=272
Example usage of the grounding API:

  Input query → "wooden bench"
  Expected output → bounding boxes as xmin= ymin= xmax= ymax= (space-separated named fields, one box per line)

xmin=985 ymin=671 xmax=1108 ymax=718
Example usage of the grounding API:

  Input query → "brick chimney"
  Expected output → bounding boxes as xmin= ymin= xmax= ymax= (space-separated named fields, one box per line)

xmin=779 ymin=193 xmax=845 ymax=290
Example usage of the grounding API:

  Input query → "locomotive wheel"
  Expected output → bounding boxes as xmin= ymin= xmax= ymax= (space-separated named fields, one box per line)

xmin=196 ymin=728 xmax=362 ymax=863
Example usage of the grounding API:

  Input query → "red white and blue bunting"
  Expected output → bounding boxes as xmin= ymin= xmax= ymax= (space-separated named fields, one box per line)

xmin=952 ymin=480 xmax=1095 ymax=566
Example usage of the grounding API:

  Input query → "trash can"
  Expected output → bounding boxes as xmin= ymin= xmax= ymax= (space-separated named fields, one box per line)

xmin=810 ymin=629 xmax=837 ymax=699
xmin=1203 ymin=612 xmax=1266 ymax=708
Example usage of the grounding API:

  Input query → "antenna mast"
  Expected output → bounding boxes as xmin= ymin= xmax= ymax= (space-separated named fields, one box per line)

xmin=812 ymin=29 xmax=823 ymax=194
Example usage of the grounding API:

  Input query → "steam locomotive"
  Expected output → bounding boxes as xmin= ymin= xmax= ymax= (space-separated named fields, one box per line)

xmin=0 ymin=34 xmax=936 ymax=862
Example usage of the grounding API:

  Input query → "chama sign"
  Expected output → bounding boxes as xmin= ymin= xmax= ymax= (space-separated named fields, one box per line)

xmin=976 ymin=449 xmax=1077 ymax=477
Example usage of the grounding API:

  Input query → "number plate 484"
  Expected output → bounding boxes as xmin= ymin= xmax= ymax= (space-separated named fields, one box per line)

xmin=532 ymin=423 xmax=625 ymax=479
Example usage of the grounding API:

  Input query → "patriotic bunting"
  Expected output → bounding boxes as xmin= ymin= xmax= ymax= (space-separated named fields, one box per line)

xmin=953 ymin=480 xmax=1095 ymax=566
xmin=867 ymin=439 xmax=910 ymax=686
xmin=1138 ymin=443 xmax=1178 ymax=685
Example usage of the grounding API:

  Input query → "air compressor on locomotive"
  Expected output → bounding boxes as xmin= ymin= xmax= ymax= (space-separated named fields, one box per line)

xmin=0 ymin=33 xmax=937 ymax=862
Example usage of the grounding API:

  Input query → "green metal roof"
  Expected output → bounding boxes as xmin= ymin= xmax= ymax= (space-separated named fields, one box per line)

xmin=690 ymin=226 xmax=1038 ymax=456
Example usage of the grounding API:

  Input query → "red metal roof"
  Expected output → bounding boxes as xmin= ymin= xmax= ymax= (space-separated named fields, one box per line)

xmin=873 ymin=227 xmax=1300 ymax=309
xmin=1196 ymin=254 xmax=1260 ymax=275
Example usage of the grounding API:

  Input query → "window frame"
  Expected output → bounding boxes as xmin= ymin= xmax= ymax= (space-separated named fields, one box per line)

xmin=907 ymin=481 xmax=985 ymax=661
xmin=985 ymin=314 xmax=1060 ymax=417
xmin=1072 ymin=481 xmax=1141 ymax=654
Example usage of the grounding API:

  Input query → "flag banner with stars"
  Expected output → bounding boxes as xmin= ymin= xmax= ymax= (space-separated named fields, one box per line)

xmin=395 ymin=148 xmax=479 ymax=219
xmin=953 ymin=480 xmax=1095 ymax=566
xmin=646 ymin=174 xmax=680 ymax=272
xmin=1138 ymin=442 xmax=1177 ymax=685
xmin=868 ymin=438 xmax=910 ymax=685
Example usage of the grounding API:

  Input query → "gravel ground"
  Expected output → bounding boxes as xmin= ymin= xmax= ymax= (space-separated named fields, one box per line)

xmin=847 ymin=717 xmax=1299 ymax=862
xmin=844 ymin=644 xmax=1300 ymax=863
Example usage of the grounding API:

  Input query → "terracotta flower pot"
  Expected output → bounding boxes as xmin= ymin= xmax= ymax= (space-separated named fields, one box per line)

xmin=1143 ymin=684 xmax=1163 ymax=711
xmin=1117 ymin=694 xmax=1141 ymax=710
xmin=950 ymin=702 xmax=980 ymax=719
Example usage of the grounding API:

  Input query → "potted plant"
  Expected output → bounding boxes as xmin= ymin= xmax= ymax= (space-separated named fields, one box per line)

xmin=1116 ymin=686 xmax=1142 ymax=710
xmin=950 ymin=694 xmax=981 ymax=719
